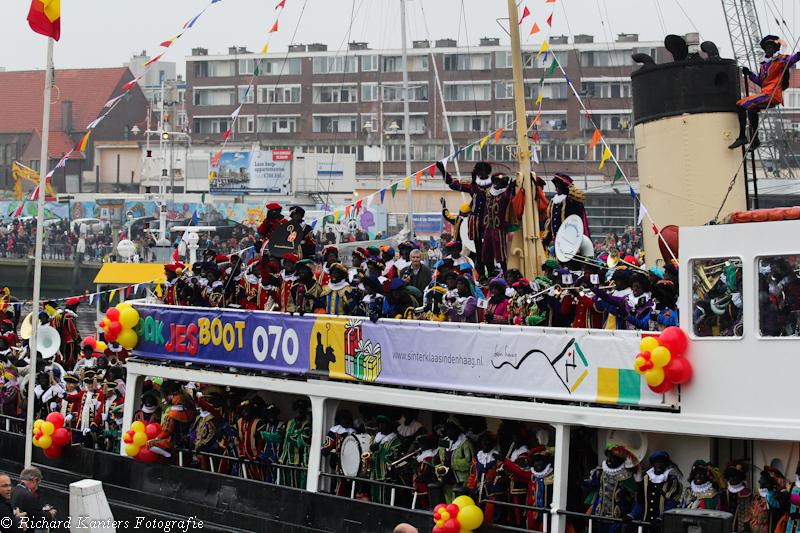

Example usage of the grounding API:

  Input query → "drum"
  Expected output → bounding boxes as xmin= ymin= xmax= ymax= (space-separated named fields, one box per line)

xmin=340 ymin=433 xmax=372 ymax=477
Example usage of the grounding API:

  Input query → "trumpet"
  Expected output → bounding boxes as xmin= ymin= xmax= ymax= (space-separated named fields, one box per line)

xmin=529 ymin=284 xmax=580 ymax=300
xmin=435 ymin=464 xmax=450 ymax=480
xmin=388 ymin=449 xmax=422 ymax=470
xmin=606 ymin=250 xmax=649 ymax=274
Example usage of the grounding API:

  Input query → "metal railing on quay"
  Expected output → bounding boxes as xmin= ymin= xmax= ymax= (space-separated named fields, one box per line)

xmin=318 ymin=470 xmax=418 ymax=508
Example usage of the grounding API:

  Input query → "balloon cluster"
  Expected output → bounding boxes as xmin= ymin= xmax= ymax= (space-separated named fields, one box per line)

xmin=99 ymin=302 xmax=140 ymax=350
xmin=432 ymin=496 xmax=484 ymax=533
xmin=82 ymin=336 xmax=107 ymax=355
xmin=634 ymin=326 xmax=692 ymax=393
xmin=123 ymin=420 xmax=161 ymax=463
xmin=32 ymin=412 xmax=71 ymax=459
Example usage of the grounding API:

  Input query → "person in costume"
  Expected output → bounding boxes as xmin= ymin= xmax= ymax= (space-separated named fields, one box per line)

xmin=381 ymin=247 xmax=398 ymax=280
xmin=195 ymin=263 xmax=225 ymax=308
xmin=349 ymin=248 xmax=367 ymax=286
xmin=96 ymin=381 xmax=124 ymax=453
xmin=369 ymin=414 xmax=403 ymax=504
xmin=33 ymin=370 xmax=62 ymax=420
xmin=413 ymin=434 xmax=439 ymax=510
xmin=295 ymin=260 xmax=322 ymax=314
xmin=681 ymin=460 xmax=722 ymax=510
xmin=271 ymin=253 xmax=299 ymax=312
xmin=288 ymin=206 xmax=317 ymax=260
xmin=394 ymin=241 xmax=416 ymax=273
xmin=467 ymin=431 xmax=506 ymax=524
xmin=321 ymin=409 xmax=355 ymax=496
xmin=319 ymin=247 xmax=340 ymax=287
xmin=234 ymin=399 xmax=267 ymax=481
xmin=480 ymin=172 xmax=515 ymax=276
xmin=442 ymin=240 xmax=471 ymax=269
xmin=747 ymin=466 xmax=789 ymax=533
xmin=134 ymin=384 xmax=163 ymax=424
xmin=582 ymin=443 xmax=639 ymax=533
xmin=191 ymin=385 xmax=223 ymax=472
xmin=719 ymin=459 xmax=754 ymax=533
xmin=103 ymin=341 xmax=127 ymax=364
xmin=433 ymin=416 xmax=476 ymax=504
xmin=563 ymin=271 xmax=605 ymax=329
xmin=352 ymin=275 xmax=385 ymax=322
xmin=52 ymin=297 xmax=81 ymax=368
xmin=311 ymin=263 xmax=356 ymax=316
xmin=438 ymin=161 xmax=492 ymax=282
xmin=67 ymin=369 xmax=104 ymax=447
xmin=442 ymin=276 xmax=478 ymax=323
xmin=146 ymin=383 xmax=194 ymax=461
xmin=593 ymin=269 xmax=640 ymax=330
xmin=272 ymin=399 xmax=311 ymax=489
xmin=59 ymin=373 xmax=80 ymax=430
xmin=440 ymin=200 xmax=473 ymax=262
xmin=382 ymin=278 xmax=417 ymax=319
xmin=502 ymin=445 xmax=556 ymax=530
xmin=627 ymin=451 xmax=682 ymax=528
xmin=217 ymin=390 xmax=242 ymax=476
xmin=256 ymin=404 xmax=285 ymax=484
xmin=542 ymin=173 xmax=590 ymax=247
xmin=484 ymin=278 xmax=510 ymax=324
xmin=730 ymin=35 xmax=800 ymax=150
xmin=235 ymin=259 xmax=268 ymax=310
xmin=786 ymin=461 xmax=800 ymax=533
xmin=1 ymin=319 xmax=18 ymax=349
xmin=257 ymin=203 xmax=286 ymax=240
xmin=366 ymin=256 xmax=390 ymax=292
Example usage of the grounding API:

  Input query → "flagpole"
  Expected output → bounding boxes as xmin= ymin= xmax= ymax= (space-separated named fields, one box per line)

xmin=25 ymin=36 xmax=55 ymax=469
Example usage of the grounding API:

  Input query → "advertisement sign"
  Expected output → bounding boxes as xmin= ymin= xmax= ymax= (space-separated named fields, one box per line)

xmin=412 ymin=214 xmax=444 ymax=236
xmin=209 ymin=151 xmax=291 ymax=194
xmin=317 ymin=161 xmax=344 ymax=179
xmin=134 ymin=305 xmax=667 ymax=408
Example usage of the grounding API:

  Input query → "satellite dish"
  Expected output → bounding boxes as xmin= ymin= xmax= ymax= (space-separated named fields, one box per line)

xmin=605 ymin=429 xmax=649 ymax=469
xmin=554 ymin=215 xmax=584 ymax=263
xmin=117 ymin=239 xmax=136 ymax=259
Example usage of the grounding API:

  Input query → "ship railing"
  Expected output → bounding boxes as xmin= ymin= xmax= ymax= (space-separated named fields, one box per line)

xmin=318 ymin=471 xmax=419 ymax=509
xmin=191 ymin=449 xmax=306 ymax=482
xmin=556 ymin=509 xmax=651 ymax=533
xmin=0 ymin=412 xmax=112 ymax=447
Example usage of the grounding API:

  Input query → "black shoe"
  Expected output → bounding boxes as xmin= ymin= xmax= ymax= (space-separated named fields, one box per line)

xmin=728 ymin=137 xmax=747 ymax=149
xmin=748 ymin=137 xmax=761 ymax=152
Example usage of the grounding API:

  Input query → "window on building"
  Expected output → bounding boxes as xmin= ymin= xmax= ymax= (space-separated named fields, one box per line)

xmin=5 ymin=145 xmax=13 ymax=165
xmin=29 ymin=159 xmax=40 ymax=172
xmin=755 ymin=256 xmax=800 ymax=336
xmin=413 ymin=145 xmax=445 ymax=161
xmin=381 ymin=84 xmax=428 ymax=102
xmin=449 ymin=116 xmax=490 ymax=132
xmin=313 ymin=56 xmax=357 ymax=74
xmin=495 ymin=112 xmax=514 ymax=131
xmin=315 ymin=85 xmax=358 ymax=103
xmin=381 ymin=56 xmax=428 ymax=72
xmin=258 ymin=86 xmax=301 ymax=104
xmin=581 ymin=114 xmax=632 ymax=132
xmin=177 ymin=89 xmax=185 ymax=103
xmin=239 ymin=86 xmax=254 ymax=104
xmin=691 ymin=257 xmax=743 ymax=338
xmin=194 ymin=88 xmax=236 ymax=106
xmin=384 ymin=115 xmax=427 ymax=134
xmin=192 ymin=61 xmax=234 ymax=78
xmin=313 ymin=115 xmax=357 ymax=133
xmin=362 ymin=55 xmax=379 ymax=71
xmin=581 ymin=50 xmax=634 ymax=67
xmin=443 ymin=83 xmax=491 ymax=101
xmin=496 ymin=51 xmax=512 ymax=68
xmin=539 ymin=113 xmax=568 ymax=131
xmin=259 ymin=58 xmax=302 ymax=76
xmin=193 ymin=118 xmax=230 ymax=134
xmin=124 ymin=125 xmax=130 ymax=141
xmin=239 ymin=59 xmax=256 ymax=75
xmin=582 ymin=81 xmax=632 ymax=99
xmin=611 ymin=143 xmax=636 ymax=160
xmin=495 ymin=81 xmax=514 ymax=99
xmin=361 ymin=84 xmax=378 ymax=102
xmin=443 ymin=53 xmax=491 ymax=71
xmin=258 ymin=116 xmax=297 ymax=133
xmin=238 ymin=115 xmax=255 ymax=133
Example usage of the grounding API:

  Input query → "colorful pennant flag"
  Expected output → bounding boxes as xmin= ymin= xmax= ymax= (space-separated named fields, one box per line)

xmin=89 ymin=294 xmax=95 ymax=305
xmin=110 ymin=289 xmax=117 ymax=301
xmin=276 ymin=0 xmax=285 ymax=7
xmin=211 ymin=150 xmax=222 ymax=168
xmin=231 ymin=105 xmax=242 ymax=119
xmin=160 ymin=35 xmax=182 ymax=48
xmin=637 ymin=204 xmax=647 ymax=226
xmin=269 ymin=21 xmax=278 ymax=33
xmin=143 ymin=53 xmax=165 ymax=66
xmin=537 ymin=40 xmax=550 ymax=59
xmin=479 ymin=135 xmax=490 ymax=149
xmin=494 ymin=128 xmax=504 ymax=143
xmin=404 ymin=176 xmax=411 ymax=190
xmin=452 ymin=149 xmax=462 ymax=160
xmin=366 ymin=193 xmax=375 ymax=210
xmin=333 ymin=210 xmax=340 ymax=222
xmin=547 ymin=14 xmax=553 ymax=25
xmin=87 ymin=115 xmax=105 ymax=130
xmin=104 ymin=94 xmax=124 ymax=108
xmin=652 ymin=223 xmax=659 ymax=236
xmin=528 ymin=23 xmax=540 ymax=40
xmin=184 ymin=11 xmax=205 ymax=29
xmin=546 ymin=57 xmax=559 ymax=77
xmin=466 ymin=145 xmax=474 ymax=158
xmin=613 ymin=167 xmax=623 ymax=183
xmin=345 ymin=205 xmax=351 ymax=218
xmin=261 ymin=43 xmax=269 ymax=54
xmin=589 ymin=128 xmax=602 ymax=149
xmin=222 ymin=128 xmax=231 ymax=140
xmin=122 ymin=76 xmax=143 ymax=90
xmin=27 ymin=0 xmax=61 ymax=41
xmin=630 ymin=187 xmax=636 ymax=199
xmin=77 ymin=131 xmax=91 ymax=151
xmin=599 ymin=147 xmax=611 ymax=168
xmin=355 ymin=200 xmax=362 ymax=213
xmin=535 ymin=92 xmax=543 ymax=104
xmin=391 ymin=184 xmax=398 ymax=197
xmin=416 ymin=170 xmax=423 ymax=186
xmin=533 ymin=148 xmax=539 ymax=163
xmin=380 ymin=189 xmax=386 ymax=203
xmin=518 ymin=5 xmax=530 ymax=25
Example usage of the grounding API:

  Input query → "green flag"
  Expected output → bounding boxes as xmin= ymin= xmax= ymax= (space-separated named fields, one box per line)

xmin=539 ymin=71 xmax=546 ymax=86
xmin=254 ymin=66 xmax=259 ymax=76
xmin=613 ymin=167 xmax=623 ymax=183
xmin=322 ymin=217 xmax=326 ymax=229
xmin=546 ymin=57 xmax=559 ymax=77
xmin=391 ymin=183 xmax=398 ymax=197
xmin=201 ymin=192 xmax=206 ymax=205
xmin=466 ymin=145 xmax=473 ymax=158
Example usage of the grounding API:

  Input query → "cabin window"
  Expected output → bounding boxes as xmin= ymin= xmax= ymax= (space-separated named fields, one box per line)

xmin=756 ymin=256 xmax=800 ymax=337
xmin=691 ymin=258 xmax=743 ymax=338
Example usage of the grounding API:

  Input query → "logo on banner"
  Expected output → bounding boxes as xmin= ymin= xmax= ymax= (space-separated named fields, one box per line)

xmin=492 ymin=338 xmax=589 ymax=394
xmin=343 ymin=319 xmax=382 ymax=382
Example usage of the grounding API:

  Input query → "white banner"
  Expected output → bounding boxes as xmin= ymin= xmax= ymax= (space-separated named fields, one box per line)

xmin=210 ymin=150 xmax=291 ymax=194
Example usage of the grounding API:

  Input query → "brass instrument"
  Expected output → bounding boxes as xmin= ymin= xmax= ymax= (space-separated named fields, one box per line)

xmin=606 ymin=249 xmax=650 ymax=274
xmin=360 ymin=434 xmax=375 ymax=476
xmin=435 ymin=464 xmax=450 ymax=481
xmin=388 ymin=449 xmax=422 ymax=470
xmin=694 ymin=263 xmax=714 ymax=294
xmin=529 ymin=284 xmax=580 ymax=300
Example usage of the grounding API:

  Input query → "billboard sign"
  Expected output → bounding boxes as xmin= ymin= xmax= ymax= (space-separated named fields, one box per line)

xmin=210 ymin=150 xmax=291 ymax=194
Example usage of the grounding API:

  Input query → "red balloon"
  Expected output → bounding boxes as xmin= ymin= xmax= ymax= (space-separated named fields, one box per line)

xmin=107 ymin=321 xmax=123 ymax=335
xmin=649 ymin=380 xmax=673 ymax=394
xmin=126 ymin=430 xmax=135 ymax=437
xmin=658 ymin=225 xmax=679 ymax=264
xmin=83 ymin=337 xmax=97 ymax=348
xmin=442 ymin=518 xmax=461 ymax=533
xmin=433 ymin=512 xmax=441 ymax=521
xmin=43 ymin=445 xmax=62 ymax=459
xmin=98 ymin=321 xmax=106 ymax=328
xmin=664 ymin=355 xmax=693 ymax=384
xmin=45 ymin=412 xmax=64 ymax=429
xmin=433 ymin=504 xmax=447 ymax=513
xmin=132 ymin=454 xmax=142 ymax=461
xmin=51 ymin=428 xmax=71 ymax=447
xmin=122 ymin=434 xmax=133 ymax=444
xmin=659 ymin=326 xmax=688 ymax=356
xmin=641 ymin=351 xmax=651 ymax=360
xmin=432 ymin=527 xmax=444 ymax=533
xmin=445 ymin=504 xmax=460 ymax=517
xmin=146 ymin=423 xmax=162 ymax=438
xmin=138 ymin=447 xmax=159 ymax=464
xmin=104 ymin=330 xmax=118 ymax=343
xmin=106 ymin=308 xmax=120 ymax=321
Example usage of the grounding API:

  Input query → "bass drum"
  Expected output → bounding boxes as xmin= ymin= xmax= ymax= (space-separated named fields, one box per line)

xmin=339 ymin=433 xmax=372 ymax=477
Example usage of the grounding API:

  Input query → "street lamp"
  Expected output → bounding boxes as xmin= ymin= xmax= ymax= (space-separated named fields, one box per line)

xmin=131 ymin=125 xmax=140 ymax=135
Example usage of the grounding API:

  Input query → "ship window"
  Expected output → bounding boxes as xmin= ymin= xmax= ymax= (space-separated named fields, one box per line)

xmin=691 ymin=258 xmax=743 ymax=338
xmin=756 ymin=255 xmax=800 ymax=337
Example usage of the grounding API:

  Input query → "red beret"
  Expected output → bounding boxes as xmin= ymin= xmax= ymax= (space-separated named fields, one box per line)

xmin=266 ymin=203 xmax=282 ymax=210
xmin=282 ymin=253 xmax=300 ymax=263
xmin=164 ymin=263 xmax=185 ymax=273
xmin=215 ymin=255 xmax=229 ymax=262
xmin=66 ymin=297 xmax=80 ymax=306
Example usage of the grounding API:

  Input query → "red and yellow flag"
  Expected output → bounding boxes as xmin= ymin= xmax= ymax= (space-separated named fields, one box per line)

xmin=77 ymin=131 xmax=91 ymax=151
xmin=28 ymin=0 xmax=60 ymax=41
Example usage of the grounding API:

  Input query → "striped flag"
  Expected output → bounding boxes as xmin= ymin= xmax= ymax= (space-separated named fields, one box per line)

xmin=596 ymin=368 xmax=642 ymax=405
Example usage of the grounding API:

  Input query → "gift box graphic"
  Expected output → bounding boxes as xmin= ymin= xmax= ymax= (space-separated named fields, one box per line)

xmin=344 ymin=319 xmax=362 ymax=378
xmin=354 ymin=339 xmax=382 ymax=382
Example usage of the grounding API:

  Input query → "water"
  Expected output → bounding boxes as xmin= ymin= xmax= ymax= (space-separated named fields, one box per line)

xmin=20 ymin=302 xmax=99 ymax=340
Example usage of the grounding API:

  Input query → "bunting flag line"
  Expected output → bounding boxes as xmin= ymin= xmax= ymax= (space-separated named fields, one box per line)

xmin=466 ymin=145 xmax=474 ymax=158
xmin=211 ymin=150 xmax=222 ymax=168
xmin=77 ymin=131 xmax=91 ymax=151
xmin=652 ymin=223 xmax=659 ymax=236
xmin=391 ymin=184 xmax=398 ymax=197
xmin=599 ymin=147 xmax=611 ymax=169
xmin=630 ymin=187 xmax=636 ymax=199
xmin=143 ymin=53 xmax=165 ymax=66
xmin=494 ymin=128 xmax=504 ymax=143
xmin=366 ymin=193 xmax=375 ymax=211
xmin=537 ymin=40 xmax=550 ymax=59
xmin=404 ymin=176 xmax=411 ymax=190
xmin=452 ymin=149 xmax=462 ymax=160
xmin=261 ymin=43 xmax=269 ymax=54
xmin=527 ymin=23 xmax=540 ymax=40
xmin=276 ymin=0 xmax=285 ymax=7
xmin=545 ymin=57 xmax=559 ymax=77
xmin=589 ymin=128 xmax=602 ymax=149
xmin=613 ymin=167 xmax=623 ymax=183
xmin=416 ymin=170 xmax=423 ymax=186
xmin=547 ymin=14 xmax=553 ymax=25
xmin=122 ymin=76 xmax=143 ymax=91
xmin=380 ymin=189 xmax=386 ymax=204
xmin=333 ymin=210 xmax=340 ymax=223
xmin=222 ymin=128 xmax=231 ymax=140
xmin=535 ymin=92 xmax=543 ymax=104
xmin=638 ymin=205 xmax=647 ymax=226
xmin=87 ymin=115 xmax=105 ymax=130
xmin=231 ymin=105 xmax=242 ymax=119
xmin=518 ymin=5 xmax=530 ymax=24
xmin=104 ymin=94 xmax=124 ymax=108
xmin=355 ymin=200 xmax=362 ymax=214
xmin=184 ymin=10 xmax=205 ymax=29
xmin=533 ymin=148 xmax=539 ymax=164
xmin=479 ymin=135 xmax=490 ymax=149
xmin=269 ymin=21 xmax=278 ymax=33
xmin=345 ymin=205 xmax=351 ymax=218
xmin=160 ymin=35 xmax=182 ymax=47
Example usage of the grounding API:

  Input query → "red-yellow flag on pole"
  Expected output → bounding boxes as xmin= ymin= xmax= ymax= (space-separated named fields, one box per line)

xmin=269 ymin=21 xmax=278 ymax=33
xmin=27 ymin=0 xmax=61 ymax=41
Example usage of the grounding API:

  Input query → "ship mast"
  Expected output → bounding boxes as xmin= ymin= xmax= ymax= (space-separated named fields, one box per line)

xmin=506 ymin=0 xmax=544 ymax=279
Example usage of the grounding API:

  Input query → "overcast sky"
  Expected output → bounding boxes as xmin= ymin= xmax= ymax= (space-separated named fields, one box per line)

xmin=5 ymin=0 xmax=790 ymax=76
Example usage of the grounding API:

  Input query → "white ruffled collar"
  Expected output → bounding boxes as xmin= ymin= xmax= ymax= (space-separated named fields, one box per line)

xmin=64 ymin=309 xmax=77 ymax=317
xmin=552 ymin=194 xmax=567 ymax=205
xmin=328 ymin=279 xmax=350 ymax=291
xmin=281 ymin=270 xmax=298 ymax=282
xmin=759 ymin=487 xmax=769 ymax=497
xmin=375 ymin=431 xmax=397 ymax=444
xmin=142 ymin=405 xmax=157 ymax=414
xmin=244 ymin=273 xmax=259 ymax=285
xmin=477 ymin=447 xmax=500 ymax=467
xmin=475 ymin=176 xmax=492 ymax=187
xmin=728 ymin=481 xmax=746 ymax=493
xmin=602 ymin=461 xmax=627 ymax=476
xmin=107 ymin=344 xmax=124 ymax=353
xmin=532 ymin=463 xmax=554 ymax=479
xmin=329 ymin=424 xmax=355 ymax=435
xmin=691 ymin=480 xmax=714 ymax=494
xmin=0 ymin=348 xmax=10 ymax=357
xmin=211 ymin=280 xmax=223 ymax=289
xmin=447 ymin=433 xmax=468 ymax=452
xmin=511 ymin=446 xmax=529 ymax=462
xmin=417 ymin=449 xmax=436 ymax=463
xmin=647 ymin=467 xmax=672 ymax=484
xmin=489 ymin=186 xmax=508 ymax=197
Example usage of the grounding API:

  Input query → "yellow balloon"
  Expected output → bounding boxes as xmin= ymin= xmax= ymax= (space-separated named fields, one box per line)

xmin=125 ymin=443 xmax=140 ymax=457
xmin=452 ymin=495 xmax=477 ymax=509
xmin=440 ymin=511 xmax=450 ymax=521
xmin=131 ymin=421 xmax=146 ymax=433
xmin=650 ymin=346 xmax=672 ymax=368
xmin=95 ymin=341 xmax=108 ymax=352
xmin=645 ymin=366 xmax=665 ymax=386
xmin=457 ymin=505 xmax=484 ymax=530
xmin=435 ymin=519 xmax=445 ymax=529
xmin=38 ymin=435 xmax=52 ymax=449
xmin=102 ymin=318 xmax=111 ymax=326
xmin=116 ymin=302 xmax=133 ymax=311
xmin=133 ymin=431 xmax=147 ymax=447
xmin=639 ymin=336 xmax=659 ymax=354
xmin=40 ymin=421 xmax=55 ymax=436
xmin=117 ymin=328 xmax=139 ymax=351
xmin=119 ymin=308 xmax=140 ymax=329
xmin=32 ymin=436 xmax=41 ymax=448
xmin=33 ymin=419 xmax=44 ymax=429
